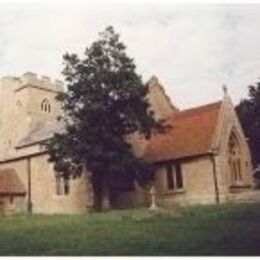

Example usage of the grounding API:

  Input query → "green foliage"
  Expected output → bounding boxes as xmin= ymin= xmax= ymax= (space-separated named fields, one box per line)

xmin=47 ymin=26 xmax=162 ymax=209
xmin=236 ymin=81 xmax=260 ymax=168
xmin=0 ymin=204 xmax=260 ymax=255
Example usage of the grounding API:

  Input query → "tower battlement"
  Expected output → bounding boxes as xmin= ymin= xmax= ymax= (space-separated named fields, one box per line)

xmin=0 ymin=71 xmax=64 ymax=161
xmin=18 ymin=72 xmax=64 ymax=92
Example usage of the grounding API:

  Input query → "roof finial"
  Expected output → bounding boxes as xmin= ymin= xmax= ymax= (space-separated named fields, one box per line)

xmin=222 ymin=84 xmax=228 ymax=97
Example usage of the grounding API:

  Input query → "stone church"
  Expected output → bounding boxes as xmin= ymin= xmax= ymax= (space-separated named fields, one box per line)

xmin=0 ymin=72 xmax=256 ymax=214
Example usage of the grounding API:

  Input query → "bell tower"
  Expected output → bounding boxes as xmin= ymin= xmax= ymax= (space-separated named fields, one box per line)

xmin=14 ymin=72 xmax=64 ymax=129
xmin=0 ymin=72 xmax=64 ymax=158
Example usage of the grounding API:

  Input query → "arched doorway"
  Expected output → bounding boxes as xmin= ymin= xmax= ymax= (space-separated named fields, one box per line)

xmin=228 ymin=131 xmax=243 ymax=186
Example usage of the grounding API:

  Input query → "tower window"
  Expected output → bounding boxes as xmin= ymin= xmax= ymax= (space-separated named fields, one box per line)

xmin=41 ymin=99 xmax=51 ymax=113
xmin=16 ymin=100 xmax=22 ymax=107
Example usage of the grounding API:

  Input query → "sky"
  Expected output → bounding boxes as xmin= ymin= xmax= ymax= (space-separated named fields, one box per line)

xmin=0 ymin=2 xmax=260 ymax=109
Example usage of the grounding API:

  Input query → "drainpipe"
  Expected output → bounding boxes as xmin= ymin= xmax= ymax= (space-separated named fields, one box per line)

xmin=210 ymin=151 xmax=220 ymax=204
xmin=27 ymin=157 xmax=32 ymax=213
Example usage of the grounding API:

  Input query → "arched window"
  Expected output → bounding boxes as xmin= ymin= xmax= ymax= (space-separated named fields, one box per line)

xmin=16 ymin=100 xmax=22 ymax=107
xmin=41 ymin=99 xmax=51 ymax=113
xmin=228 ymin=131 xmax=243 ymax=185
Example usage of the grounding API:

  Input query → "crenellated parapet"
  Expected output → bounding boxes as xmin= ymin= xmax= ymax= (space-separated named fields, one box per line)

xmin=16 ymin=72 xmax=64 ymax=93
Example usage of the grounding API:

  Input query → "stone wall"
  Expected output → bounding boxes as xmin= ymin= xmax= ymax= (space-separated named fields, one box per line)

xmin=147 ymin=76 xmax=179 ymax=120
xmin=0 ymin=77 xmax=21 ymax=157
xmin=0 ymin=153 xmax=93 ymax=214
xmin=153 ymin=156 xmax=217 ymax=207
xmin=0 ymin=196 xmax=25 ymax=215
xmin=211 ymin=94 xmax=254 ymax=203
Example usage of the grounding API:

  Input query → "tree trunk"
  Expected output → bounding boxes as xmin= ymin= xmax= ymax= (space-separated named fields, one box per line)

xmin=92 ymin=173 xmax=111 ymax=211
xmin=101 ymin=178 xmax=111 ymax=210
xmin=92 ymin=173 xmax=102 ymax=211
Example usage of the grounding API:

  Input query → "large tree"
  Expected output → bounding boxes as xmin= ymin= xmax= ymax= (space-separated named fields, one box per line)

xmin=47 ymin=26 xmax=163 ymax=210
xmin=236 ymin=81 xmax=260 ymax=169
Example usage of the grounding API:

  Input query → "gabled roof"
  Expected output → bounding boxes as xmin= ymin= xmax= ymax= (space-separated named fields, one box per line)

xmin=0 ymin=168 xmax=26 ymax=195
xmin=144 ymin=101 xmax=222 ymax=163
xmin=17 ymin=120 xmax=65 ymax=148
xmin=16 ymin=99 xmax=222 ymax=164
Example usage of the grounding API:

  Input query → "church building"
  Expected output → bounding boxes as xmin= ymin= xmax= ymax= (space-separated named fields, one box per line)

xmin=0 ymin=72 xmax=256 ymax=214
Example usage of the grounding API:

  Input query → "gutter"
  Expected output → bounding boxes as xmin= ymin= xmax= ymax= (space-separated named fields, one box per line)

xmin=16 ymin=139 xmax=48 ymax=149
xmin=150 ymin=152 xmax=214 ymax=166
xmin=0 ymin=151 xmax=46 ymax=164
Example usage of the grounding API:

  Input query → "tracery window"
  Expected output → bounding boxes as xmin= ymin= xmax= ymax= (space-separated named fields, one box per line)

xmin=41 ymin=99 xmax=51 ymax=113
xmin=228 ymin=132 xmax=243 ymax=185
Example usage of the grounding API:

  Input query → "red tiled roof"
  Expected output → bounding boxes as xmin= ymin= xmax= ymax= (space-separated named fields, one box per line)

xmin=0 ymin=168 xmax=26 ymax=195
xmin=145 ymin=101 xmax=222 ymax=162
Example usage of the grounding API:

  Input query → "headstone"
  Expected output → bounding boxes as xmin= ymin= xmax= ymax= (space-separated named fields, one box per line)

xmin=149 ymin=186 xmax=158 ymax=211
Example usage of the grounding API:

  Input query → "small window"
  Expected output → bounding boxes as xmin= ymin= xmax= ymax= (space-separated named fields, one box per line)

xmin=64 ymin=178 xmax=70 ymax=195
xmin=16 ymin=100 xmax=22 ymax=107
xmin=166 ymin=165 xmax=174 ymax=190
xmin=41 ymin=99 xmax=51 ymax=113
xmin=166 ymin=163 xmax=183 ymax=190
xmin=175 ymin=163 xmax=183 ymax=188
xmin=56 ymin=175 xmax=70 ymax=196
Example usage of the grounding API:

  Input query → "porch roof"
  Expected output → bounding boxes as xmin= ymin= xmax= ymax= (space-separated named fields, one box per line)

xmin=0 ymin=168 xmax=26 ymax=195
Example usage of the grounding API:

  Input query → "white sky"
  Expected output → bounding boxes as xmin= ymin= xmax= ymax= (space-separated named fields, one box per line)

xmin=0 ymin=1 xmax=260 ymax=109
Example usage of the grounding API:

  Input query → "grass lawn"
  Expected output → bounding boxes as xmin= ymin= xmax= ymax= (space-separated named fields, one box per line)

xmin=0 ymin=203 xmax=260 ymax=256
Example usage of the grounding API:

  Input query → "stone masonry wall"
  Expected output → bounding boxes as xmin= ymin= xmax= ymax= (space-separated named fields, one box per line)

xmin=0 ymin=153 xmax=93 ymax=214
xmin=153 ymin=156 xmax=217 ymax=207
xmin=212 ymin=96 xmax=254 ymax=203
xmin=0 ymin=72 xmax=64 ymax=159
